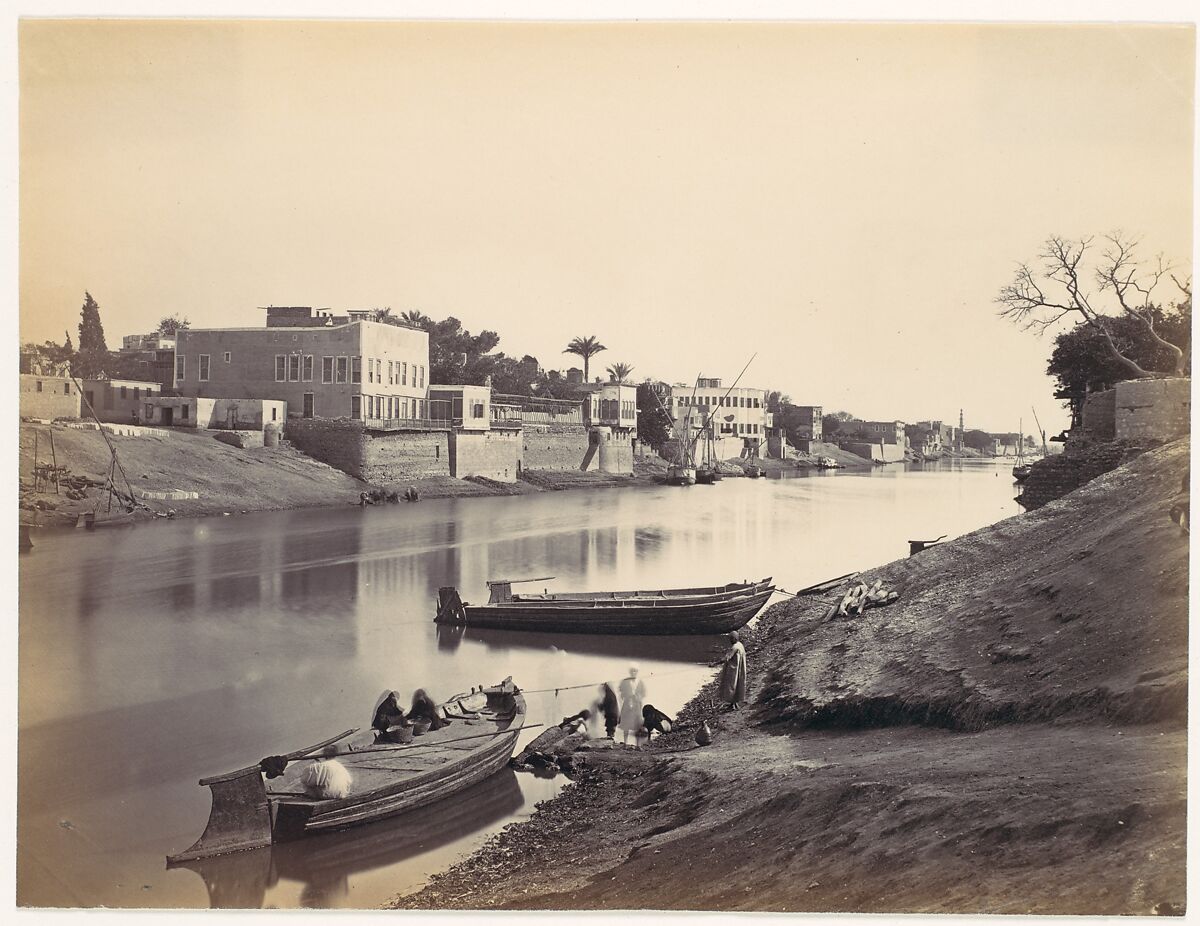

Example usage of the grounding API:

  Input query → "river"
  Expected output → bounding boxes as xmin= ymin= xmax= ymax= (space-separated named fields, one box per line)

xmin=17 ymin=458 xmax=1020 ymax=909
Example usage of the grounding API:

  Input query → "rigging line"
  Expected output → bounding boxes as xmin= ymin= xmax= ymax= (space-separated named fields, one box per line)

xmin=521 ymin=663 xmax=711 ymax=695
xmin=686 ymin=353 xmax=758 ymax=459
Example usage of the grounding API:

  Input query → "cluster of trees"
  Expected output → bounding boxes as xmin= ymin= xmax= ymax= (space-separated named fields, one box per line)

xmin=372 ymin=310 xmax=634 ymax=398
xmin=22 ymin=293 xmax=191 ymax=380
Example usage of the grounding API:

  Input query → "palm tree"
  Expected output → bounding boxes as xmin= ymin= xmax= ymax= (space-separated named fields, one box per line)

xmin=606 ymin=361 xmax=634 ymax=383
xmin=564 ymin=335 xmax=607 ymax=382
xmin=400 ymin=309 xmax=433 ymax=330
xmin=373 ymin=307 xmax=394 ymax=324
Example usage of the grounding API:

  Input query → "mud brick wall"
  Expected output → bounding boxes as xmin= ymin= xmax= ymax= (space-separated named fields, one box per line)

xmin=523 ymin=424 xmax=595 ymax=472
xmin=1114 ymin=378 xmax=1191 ymax=442
xmin=1081 ymin=389 xmax=1117 ymax=439
xmin=20 ymin=375 xmax=81 ymax=420
xmin=1017 ymin=439 xmax=1137 ymax=510
xmin=595 ymin=427 xmax=634 ymax=474
xmin=361 ymin=430 xmax=451 ymax=482
xmin=449 ymin=428 xmax=522 ymax=482
xmin=284 ymin=418 xmax=366 ymax=479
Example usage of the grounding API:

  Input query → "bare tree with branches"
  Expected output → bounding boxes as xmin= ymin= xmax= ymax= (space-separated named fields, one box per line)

xmin=997 ymin=233 xmax=1191 ymax=379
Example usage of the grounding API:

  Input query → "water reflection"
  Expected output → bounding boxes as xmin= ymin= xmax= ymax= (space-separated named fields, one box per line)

xmin=18 ymin=463 xmax=1018 ymax=909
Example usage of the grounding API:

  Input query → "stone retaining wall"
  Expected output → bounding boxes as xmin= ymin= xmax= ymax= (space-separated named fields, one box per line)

xmin=361 ymin=430 xmax=451 ymax=482
xmin=523 ymin=424 xmax=594 ymax=472
xmin=284 ymin=418 xmax=367 ymax=479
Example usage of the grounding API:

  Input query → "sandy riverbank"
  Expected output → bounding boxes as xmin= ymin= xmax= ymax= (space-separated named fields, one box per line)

xmin=17 ymin=423 xmax=677 ymax=527
xmin=394 ymin=438 xmax=1188 ymax=915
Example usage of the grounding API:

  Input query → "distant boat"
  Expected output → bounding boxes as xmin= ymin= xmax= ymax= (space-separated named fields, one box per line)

xmin=695 ymin=419 xmax=724 ymax=484
xmin=666 ymin=462 xmax=697 ymax=486
xmin=743 ymin=462 xmax=764 ymax=479
xmin=436 ymin=578 xmax=775 ymax=635
xmin=167 ymin=679 xmax=525 ymax=863
xmin=1012 ymin=417 xmax=1031 ymax=482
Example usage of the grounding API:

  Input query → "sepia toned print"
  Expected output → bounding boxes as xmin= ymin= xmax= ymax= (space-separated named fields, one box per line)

xmin=17 ymin=18 xmax=1190 ymax=914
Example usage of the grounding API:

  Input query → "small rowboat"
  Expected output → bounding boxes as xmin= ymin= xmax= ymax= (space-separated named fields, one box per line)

xmin=436 ymin=578 xmax=775 ymax=635
xmin=167 ymin=678 xmax=525 ymax=863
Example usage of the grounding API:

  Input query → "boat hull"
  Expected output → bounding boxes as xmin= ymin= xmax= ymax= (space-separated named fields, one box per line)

xmin=168 ymin=680 xmax=524 ymax=862
xmin=455 ymin=585 xmax=775 ymax=635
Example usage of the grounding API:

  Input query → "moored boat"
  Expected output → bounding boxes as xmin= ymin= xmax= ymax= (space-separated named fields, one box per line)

xmin=167 ymin=678 xmax=525 ymax=863
xmin=435 ymin=578 xmax=775 ymax=635
xmin=666 ymin=462 xmax=697 ymax=486
xmin=1012 ymin=463 xmax=1032 ymax=482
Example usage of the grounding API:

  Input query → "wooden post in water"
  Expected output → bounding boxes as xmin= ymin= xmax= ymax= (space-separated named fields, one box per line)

xmin=49 ymin=430 xmax=60 ymax=494
xmin=31 ymin=429 xmax=40 ymax=493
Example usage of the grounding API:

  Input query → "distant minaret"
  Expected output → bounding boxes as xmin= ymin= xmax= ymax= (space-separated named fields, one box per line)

xmin=958 ymin=408 xmax=964 ymax=451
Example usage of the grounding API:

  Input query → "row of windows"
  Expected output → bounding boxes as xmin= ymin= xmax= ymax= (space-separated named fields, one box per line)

xmin=172 ymin=353 xmax=428 ymax=389
xmin=355 ymin=395 xmax=432 ymax=420
xmin=32 ymin=381 xmax=71 ymax=395
xmin=676 ymin=394 xmax=762 ymax=409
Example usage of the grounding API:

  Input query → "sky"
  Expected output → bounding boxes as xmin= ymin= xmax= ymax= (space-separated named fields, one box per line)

xmin=18 ymin=20 xmax=1194 ymax=435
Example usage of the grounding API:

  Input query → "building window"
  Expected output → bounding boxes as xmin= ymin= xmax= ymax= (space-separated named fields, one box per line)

xmin=223 ymin=351 xmax=232 ymax=363
xmin=272 ymin=407 xmax=278 ymax=421
xmin=351 ymin=395 xmax=361 ymax=419
xmin=351 ymin=357 xmax=362 ymax=384
xmin=367 ymin=360 xmax=374 ymax=384
xmin=402 ymin=362 xmax=407 ymax=385
xmin=322 ymin=356 xmax=334 ymax=384
xmin=420 ymin=365 xmax=425 ymax=388
xmin=181 ymin=403 xmax=189 ymax=420
xmin=134 ymin=387 xmax=140 ymax=399
xmin=302 ymin=355 xmax=314 ymax=382
xmin=336 ymin=357 xmax=348 ymax=384
xmin=177 ymin=355 xmax=186 ymax=381
xmin=34 ymin=380 xmax=42 ymax=393
xmin=275 ymin=355 xmax=286 ymax=382
xmin=388 ymin=361 xmax=394 ymax=385
xmin=119 ymin=385 xmax=127 ymax=398
xmin=472 ymin=401 xmax=485 ymax=418
xmin=64 ymin=383 xmax=71 ymax=395
xmin=287 ymin=354 xmax=300 ymax=382
xmin=376 ymin=359 xmax=382 ymax=383
xmin=198 ymin=355 xmax=210 ymax=382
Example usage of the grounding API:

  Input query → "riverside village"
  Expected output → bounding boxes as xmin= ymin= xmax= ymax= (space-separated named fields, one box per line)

xmin=15 ymin=17 xmax=1193 ymax=921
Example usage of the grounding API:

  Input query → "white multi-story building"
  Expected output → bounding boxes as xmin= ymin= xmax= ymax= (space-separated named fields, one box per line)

xmin=655 ymin=377 xmax=773 ymax=460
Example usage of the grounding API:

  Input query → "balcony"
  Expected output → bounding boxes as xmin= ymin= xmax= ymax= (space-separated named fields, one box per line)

xmin=362 ymin=416 xmax=451 ymax=431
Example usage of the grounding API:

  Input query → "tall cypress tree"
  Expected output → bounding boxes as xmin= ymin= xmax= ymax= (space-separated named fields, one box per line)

xmin=78 ymin=292 xmax=107 ymax=354
xmin=76 ymin=292 xmax=109 ymax=376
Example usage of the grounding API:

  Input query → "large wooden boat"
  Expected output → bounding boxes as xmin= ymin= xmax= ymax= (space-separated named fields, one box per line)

xmin=167 ymin=678 xmax=525 ymax=863
xmin=436 ymin=578 xmax=775 ymax=635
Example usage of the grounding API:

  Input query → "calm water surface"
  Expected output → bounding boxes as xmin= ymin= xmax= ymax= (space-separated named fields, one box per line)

xmin=18 ymin=459 xmax=1019 ymax=908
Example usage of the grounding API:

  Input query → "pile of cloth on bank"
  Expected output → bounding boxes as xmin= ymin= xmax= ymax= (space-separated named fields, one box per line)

xmin=827 ymin=577 xmax=899 ymax=618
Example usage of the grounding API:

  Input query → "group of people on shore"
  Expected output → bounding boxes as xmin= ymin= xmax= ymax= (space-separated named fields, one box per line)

xmin=559 ymin=631 xmax=749 ymax=747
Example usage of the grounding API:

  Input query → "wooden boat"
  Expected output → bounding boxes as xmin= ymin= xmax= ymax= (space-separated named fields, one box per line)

xmin=436 ymin=578 xmax=775 ymax=635
xmin=167 ymin=678 xmax=525 ymax=863
xmin=666 ymin=462 xmax=697 ymax=486
xmin=742 ymin=463 xmax=764 ymax=479
xmin=1012 ymin=463 xmax=1032 ymax=483
xmin=170 ymin=769 xmax=525 ymax=909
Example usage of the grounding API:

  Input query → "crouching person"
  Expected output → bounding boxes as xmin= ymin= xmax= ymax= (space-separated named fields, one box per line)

xmin=642 ymin=704 xmax=674 ymax=742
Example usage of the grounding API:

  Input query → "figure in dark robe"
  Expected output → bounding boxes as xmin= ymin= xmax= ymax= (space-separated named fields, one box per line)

xmin=595 ymin=683 xmax=620 ymax=738
xmin=371 ymin=691 xmax=406 ymax=733
xmin=719 ymin=631 xmax=747 ymax=709
xmin=408 ymin=688 xmax=449 ymax=730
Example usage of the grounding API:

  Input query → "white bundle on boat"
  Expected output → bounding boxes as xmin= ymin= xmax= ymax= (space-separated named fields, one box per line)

xmin=301 ymin=759 xmax=353 ymax=799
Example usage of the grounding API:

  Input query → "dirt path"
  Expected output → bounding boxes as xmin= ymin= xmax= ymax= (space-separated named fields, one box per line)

xmin=394 ymin=438 xmax=1189 ymax=915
